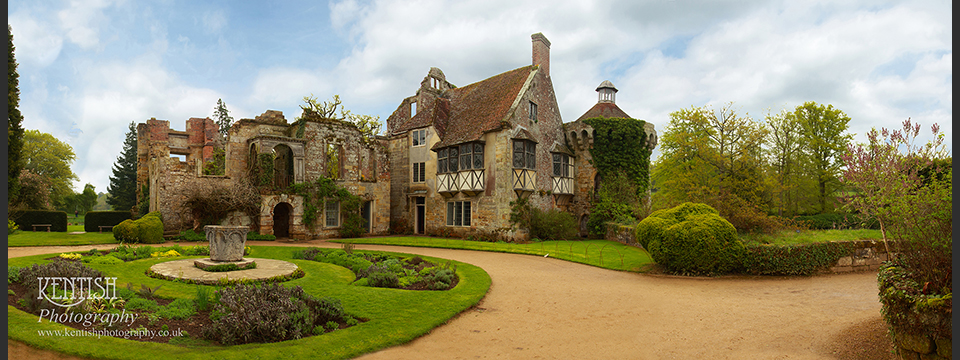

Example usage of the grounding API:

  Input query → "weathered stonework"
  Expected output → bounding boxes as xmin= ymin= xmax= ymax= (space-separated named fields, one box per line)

xmin=139 ymin=33 xmax=655 ymax=242
xmin=138 ymin=109 xmax=391 ymax=239
xmin=204 ymin=225 xmax=248 ymax=261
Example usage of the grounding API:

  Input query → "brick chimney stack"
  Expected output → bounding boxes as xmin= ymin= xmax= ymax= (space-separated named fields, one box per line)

xmin=531 ymin=32 xmax=550 ymax=78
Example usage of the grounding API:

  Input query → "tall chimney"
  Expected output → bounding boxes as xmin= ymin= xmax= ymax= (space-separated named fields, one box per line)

xmin=531 ymin=32 xmax=550 ymax=78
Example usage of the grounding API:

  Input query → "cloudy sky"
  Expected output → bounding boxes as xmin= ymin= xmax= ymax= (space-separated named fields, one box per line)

xmin=8 ymin=0 xmax=952 ymax=194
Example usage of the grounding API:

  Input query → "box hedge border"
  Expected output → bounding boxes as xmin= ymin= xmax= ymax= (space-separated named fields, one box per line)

xmin=9 ymin=210 xmax=68 ymax=232
xmin=84 ymin=211 xmax=132 ymax=232
xmin=741 ymin=242 xmax=854 ymax=276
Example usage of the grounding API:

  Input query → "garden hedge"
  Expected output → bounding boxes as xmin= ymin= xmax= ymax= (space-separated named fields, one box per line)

xmin=84 ymin=211 xmax=132 ymax=232
xmin=639 ymin=202 xmax=744 ymax=275
xmin=792 ymin=212 xmax=880 ymax=230
xmin=741 ymin=242 xmax=853 ymax=276
xmin=113 ymin=211 xmax=164 ymax=244
xmin=9 ymin=210 xmax=68 ymax=232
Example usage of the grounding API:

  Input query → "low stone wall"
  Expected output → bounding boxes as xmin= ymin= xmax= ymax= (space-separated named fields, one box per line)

xmin=826 ymin=240 xmax=891 ymax=273
xmin=605 ymin=224 xmax=641 ymax=249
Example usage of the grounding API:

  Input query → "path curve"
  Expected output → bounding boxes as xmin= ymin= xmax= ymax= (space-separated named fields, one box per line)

xmin=8 ymin=241 xmax=893 ymax=359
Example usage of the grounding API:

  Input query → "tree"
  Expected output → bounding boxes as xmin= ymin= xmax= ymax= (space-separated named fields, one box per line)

xmin=295 ymin=94 xmax=382 ymax=143
xmin=212 ymin=98 xmax=234 ymax=141
xmin=11 ymin=170 xmax=52 ymax=210
xmin=793 ymin=101 xmax=853 ymax=213
xmin=78 ymin=183 xmax=98 ymax=213
xmin=840 ymin=119 xmax=949 ymax=250
xmin=653 ymin=103 xmax=767 ymax=206
xmin=20 ymin=130 xmax=79 ymax=208
xmin=107 ymin=122 xmax=138 ymax=212
xmin=764 ymin=109 xmax=805 ymax=217
xmin=8 ymin=25 xmax=25 ymax=202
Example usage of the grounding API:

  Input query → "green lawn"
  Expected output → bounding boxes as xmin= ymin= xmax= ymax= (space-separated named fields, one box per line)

xmin=333 ymin=237 xmax=655 ymax=272
xmin=8 ymin=245 xmax=491 ymax=360
xmin=7 ymin=229 xmax=120 ymax=247
xmin=740 ymin=228 xmax=883 ymax=246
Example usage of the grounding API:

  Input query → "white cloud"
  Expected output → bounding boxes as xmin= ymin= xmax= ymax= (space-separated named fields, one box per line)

xmin=201 ymin=10 xmax=228 ymax=33
xmin=8 ymin=15 xmax=64 ymax=67
xmin=57 ymin=0 xmax=119 ymax=49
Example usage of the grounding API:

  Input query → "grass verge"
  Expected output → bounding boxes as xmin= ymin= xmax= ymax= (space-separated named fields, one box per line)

xmin=332 ymin=237 xmax=654 ymax=272
xmin=7 ymin=230 xmax=119 ymax=247
xmin=740 ymin=229 xmax=882 ymax=246
xmin=8 ymin=245 xmax=491 ymax=360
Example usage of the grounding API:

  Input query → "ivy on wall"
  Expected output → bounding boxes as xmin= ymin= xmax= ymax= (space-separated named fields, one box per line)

xmin=290 ymin=177 xmax=365 ymax=238
xmin=582 ymin=117 xmax=652 ymax=196
xmin=256 ymin=153 xmax=275 ymax=186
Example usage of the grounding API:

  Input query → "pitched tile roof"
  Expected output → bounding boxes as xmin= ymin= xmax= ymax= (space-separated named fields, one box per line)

xmin=574 ymin=102 xmax=631 ymax=122
xmin=432 ymin=65 xmax=536 ymax=149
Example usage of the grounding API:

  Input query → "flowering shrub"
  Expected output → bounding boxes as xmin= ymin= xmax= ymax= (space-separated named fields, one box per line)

xmin=150 ymin=250 xmax=181 ymax=258
xmin=58 ymin=253 xmax=82 ymax=261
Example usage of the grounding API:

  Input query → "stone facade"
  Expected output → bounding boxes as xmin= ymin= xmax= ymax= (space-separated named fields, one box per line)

xmin=138 ymin=33 xmax=657 ymax=241
xmin=138 ymin=110 xmax=390 ymax=239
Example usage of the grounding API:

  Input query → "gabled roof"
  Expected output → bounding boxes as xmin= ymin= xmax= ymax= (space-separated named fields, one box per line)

xmin=432 ymin=65 xmax=536 ymax=149
xmin=575 ymin=102 xmax=631 ymax=122
xmin=390 ymin=65 xmax=536 ymax=149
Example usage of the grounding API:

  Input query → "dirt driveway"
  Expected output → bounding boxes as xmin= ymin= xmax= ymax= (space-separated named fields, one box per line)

xmin=7 ymin=241 xmax=894 ymax=359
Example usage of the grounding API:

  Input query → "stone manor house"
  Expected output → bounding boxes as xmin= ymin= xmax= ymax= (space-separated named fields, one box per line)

xmin=137 ymin=33 xmax=657 ymax=240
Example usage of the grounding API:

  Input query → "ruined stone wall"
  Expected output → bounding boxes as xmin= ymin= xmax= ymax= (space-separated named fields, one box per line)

xmin=388 ymin=134 xmax=411 ymax=232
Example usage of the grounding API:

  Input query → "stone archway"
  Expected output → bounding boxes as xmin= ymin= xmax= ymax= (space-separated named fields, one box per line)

xmin=273 ymin=202 xmax=293 ymax=238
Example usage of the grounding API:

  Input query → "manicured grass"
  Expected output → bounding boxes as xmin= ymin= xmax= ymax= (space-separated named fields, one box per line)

xmin=333 ymin=237 xmax=655 ymax=272
xmin=8 ymin=245 xmax=491 ymax=360
xmin=740 ymin=228 xmax=883 ymax=246
xmin=7 ymin=229 xmax=119 ymax=247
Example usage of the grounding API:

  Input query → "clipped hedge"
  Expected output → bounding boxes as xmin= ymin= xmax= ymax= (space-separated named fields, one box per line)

xmin=9 ymin=210 xmax=68 ymax=232
xmin=640 ymin=203 xmax=744 ymax=275
xmin=83 ymin=211 xmax=132 ymax=233
xmin=741 ymin=242 xmax=853 ymax=276
xmin=113 ymin=211 xmax=164 ymax=244
xmin=793 ymin=212 xmax=880 ymax=230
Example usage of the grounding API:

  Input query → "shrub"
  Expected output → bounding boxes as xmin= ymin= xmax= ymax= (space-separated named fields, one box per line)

xmin=8 ymin=266 xmax=22 ymax=284
xmin=158 ymin=298 xmax=197 ymax=320
xmin=112 ymin=211 xmax=164 ymax=244
xmin=530 ymin=209 xmax=578 ymax=240
xmin=177 ymin=230 xmax=206 ymax=241
xmin=642 ymin=203 xmax=744 ymax=275
xmin=367 ymin=269 xmax=399 ymax=288
xmin=247 ymin=231 xmax=276 ymax=241
xmin=878 ymin=260 xmax=952 ymax=349
xmin=83 ymin=211 xmax=132 ymax=233
xmin=8 ymin=210 xmax=68 ymax=232
xmin=126 ymin=298 xmax=160 ymax=312
xmin=8 ymin=219 xmax=19 ymax=234
xmin=88 ymin=255 xmax=123 ymax=265
xmin=741 ymin=242 xmax=853 ymax=276
xmin=204 ymin=283 xmax=348 ymax=345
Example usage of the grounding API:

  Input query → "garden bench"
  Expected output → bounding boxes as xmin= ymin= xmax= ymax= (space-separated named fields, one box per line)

xmin=32 ymin=224 xmax=52 ymax=232
xmin=99 ymin=225 xmax=114 ymax=233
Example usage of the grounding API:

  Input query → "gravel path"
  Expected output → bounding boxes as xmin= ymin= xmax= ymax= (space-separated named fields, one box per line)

xmin=7 ymin=241 xmax=894 ymax=359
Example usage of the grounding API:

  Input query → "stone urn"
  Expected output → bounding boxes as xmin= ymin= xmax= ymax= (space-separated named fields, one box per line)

xmin=195 ymin=225 xmax=254 ymax=270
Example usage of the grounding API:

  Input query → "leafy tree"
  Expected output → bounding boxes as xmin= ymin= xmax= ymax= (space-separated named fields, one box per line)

xmin=840 ymin=119 xmax=949 ymax=251
xmin=764 ymin=109 xmax=805 ymax=217
xmin=21 ymin=130 xmax=79 ymax=208
xmin=107 ymin=122 xmax=138 ymax=212
xmin=8 ymin=25 xmax=25 ymax=201
xmin=653 ymin=103 xmax=767 ymax=207
xmin=793 ymin=101 xmax=852 ymax=213
xmin=295 ymin=94 xmax=382 ymax=143
xmin=213 ymin=98 xmax=234 ymax=141
xmin=78 ymin=183 xmax=98 ymax=214
xmin=11 ymin=170 xmax=52 ymax=210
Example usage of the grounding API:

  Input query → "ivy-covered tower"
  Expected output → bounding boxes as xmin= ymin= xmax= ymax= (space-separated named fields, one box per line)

xmin=563 ymin=80 xmax=657 ymax=237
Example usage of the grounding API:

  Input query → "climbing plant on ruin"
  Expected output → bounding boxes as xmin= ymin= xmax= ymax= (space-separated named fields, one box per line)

xmin=294 ymin=94 xmax=382 ymax=144
xmin=290 ymin=177 xmax=365 ymax=238
xmin=583 ymin=117 xmax=652 ymax=197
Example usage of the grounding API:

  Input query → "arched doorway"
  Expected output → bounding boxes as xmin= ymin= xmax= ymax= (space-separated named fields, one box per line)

xmin=273 ymin=202 xmax=292 ymax=238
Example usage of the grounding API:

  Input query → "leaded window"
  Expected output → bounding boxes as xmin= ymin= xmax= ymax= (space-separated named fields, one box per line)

xmin=513 ymin=140 xmax=536 ymax=169
xmin=446 ymin=201 xmax=471 ymax=227
xmin=552 ymin=153 xmax=571 ymax=177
